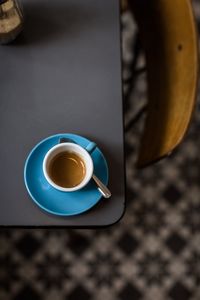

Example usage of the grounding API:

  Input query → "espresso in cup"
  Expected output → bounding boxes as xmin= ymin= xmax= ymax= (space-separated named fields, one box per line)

xmin=43 ymin=142 xmax=94 ymax=192
xmin=49 ymin=151 xmax=86 ymax=188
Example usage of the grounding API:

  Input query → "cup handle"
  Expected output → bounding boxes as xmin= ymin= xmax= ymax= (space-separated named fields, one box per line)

xmin=85 ymin=142 xmax=97 ymax=154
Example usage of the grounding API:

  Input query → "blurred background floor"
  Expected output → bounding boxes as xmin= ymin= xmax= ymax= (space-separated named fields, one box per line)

xmin=0 ymin=1 xmax=200 ymax=299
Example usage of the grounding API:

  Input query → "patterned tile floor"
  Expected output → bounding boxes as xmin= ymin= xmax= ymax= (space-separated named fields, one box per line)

xmin=0 ymin=2 xmax=200 ymax=299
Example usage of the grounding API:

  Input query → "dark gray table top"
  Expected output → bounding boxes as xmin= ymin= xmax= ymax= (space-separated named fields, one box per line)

xmin=0 ymin=0 xmax=125 ymax=227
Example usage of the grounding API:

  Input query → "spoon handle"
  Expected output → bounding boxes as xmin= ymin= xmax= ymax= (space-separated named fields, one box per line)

xmin=92 ymin=174 xmax=111 ymax=199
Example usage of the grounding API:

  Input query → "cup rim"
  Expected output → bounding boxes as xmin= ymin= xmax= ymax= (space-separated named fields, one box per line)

xmin=43 ymin=143 xmax=94 ymax=192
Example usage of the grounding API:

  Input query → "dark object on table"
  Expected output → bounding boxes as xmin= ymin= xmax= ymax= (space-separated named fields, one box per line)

xmin=0 ymin=0 xmax=23 ymax=44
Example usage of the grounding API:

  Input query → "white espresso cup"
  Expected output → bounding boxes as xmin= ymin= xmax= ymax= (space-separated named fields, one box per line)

xmin=43 ymin=140 xmax=96 ymax=192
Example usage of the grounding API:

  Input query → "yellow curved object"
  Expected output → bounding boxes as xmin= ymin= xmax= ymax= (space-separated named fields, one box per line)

xmin=130 ymin=0 xmax=199 ymax=167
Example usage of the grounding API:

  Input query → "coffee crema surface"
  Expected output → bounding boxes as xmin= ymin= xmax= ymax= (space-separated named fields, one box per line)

xmin=49 ymin=151 xmax=86 ymax=188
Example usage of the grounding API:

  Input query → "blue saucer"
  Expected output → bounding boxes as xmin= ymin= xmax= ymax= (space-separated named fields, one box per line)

xmin=24 ymin=134 xmax=109 ymax=216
